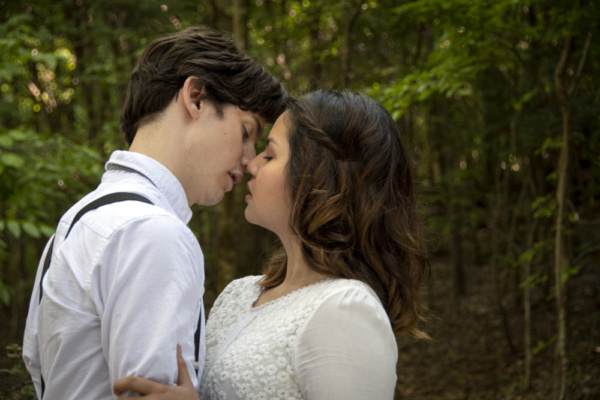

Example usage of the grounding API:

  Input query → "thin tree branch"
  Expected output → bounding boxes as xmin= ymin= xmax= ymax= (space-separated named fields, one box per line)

xmin=568 ymin=32 xmax=592 ymax=96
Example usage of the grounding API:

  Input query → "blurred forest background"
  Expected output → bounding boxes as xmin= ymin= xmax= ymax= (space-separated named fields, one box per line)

xmin=0 ymin=0 xmax=599 ymax=399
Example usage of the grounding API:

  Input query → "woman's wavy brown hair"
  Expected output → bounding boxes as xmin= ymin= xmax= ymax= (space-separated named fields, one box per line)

xmin=260 ymin=90 xmax=429 ymax=337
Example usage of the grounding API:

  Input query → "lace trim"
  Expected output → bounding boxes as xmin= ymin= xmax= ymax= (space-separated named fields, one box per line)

xmin=201 ymin=277 xmax=374 ymax=399
xmin=250 ymin=278 xmax=332 ymax=310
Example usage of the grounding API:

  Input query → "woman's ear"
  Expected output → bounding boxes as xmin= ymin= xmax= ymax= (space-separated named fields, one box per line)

xmin=181 ymin=76 xmax=204 ymax=119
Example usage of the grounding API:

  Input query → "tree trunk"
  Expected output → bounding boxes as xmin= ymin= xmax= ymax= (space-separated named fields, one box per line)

xmin=216 ymin=193 xmax=237 ymax=290
xmin=434 ymin=97 xmax=465 ymax=304
xmin=339 ymin=1 xmax=362 ymax=88
xmin=307 ymin=5 xmax=323 ymax=90
xmin=552 ymin=35 xmax=572 ymax=400
xmin=523 ymin=211 xmax=538 ymax=391
xmin=206 ymin=0 xmax=232 ymax=31
xmin=233 ymin=0 xmax=249 ymax=50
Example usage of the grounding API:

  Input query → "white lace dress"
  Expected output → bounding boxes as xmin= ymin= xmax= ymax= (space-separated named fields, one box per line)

xmin=199 ymin=276 xmax=398 ymax=400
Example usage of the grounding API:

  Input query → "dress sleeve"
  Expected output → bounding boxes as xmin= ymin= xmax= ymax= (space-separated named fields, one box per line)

xmin=293 ymin=284 xmax=398 ymax=400
xmin=98 ymin=214 xmax=204 ymax=393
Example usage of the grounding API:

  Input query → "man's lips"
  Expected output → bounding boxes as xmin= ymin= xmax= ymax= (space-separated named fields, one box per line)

xmin=229 ymin=172 xmax=243 ymax=185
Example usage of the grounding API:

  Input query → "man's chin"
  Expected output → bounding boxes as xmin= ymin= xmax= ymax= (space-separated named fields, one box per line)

xmin=198 ymin=193 xmax=225 ymax=207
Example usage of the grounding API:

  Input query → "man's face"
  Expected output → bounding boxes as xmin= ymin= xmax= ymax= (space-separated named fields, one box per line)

xmin=184 ymin=102 xmax=265 ymax=206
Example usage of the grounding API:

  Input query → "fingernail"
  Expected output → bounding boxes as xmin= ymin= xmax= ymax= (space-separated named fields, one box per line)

xmin=177 ymin=344 xmax=182 ymax=356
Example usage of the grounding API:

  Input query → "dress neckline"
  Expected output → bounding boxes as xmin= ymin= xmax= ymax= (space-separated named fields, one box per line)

xmin=250 ymin=277 xmax=332 ymax=310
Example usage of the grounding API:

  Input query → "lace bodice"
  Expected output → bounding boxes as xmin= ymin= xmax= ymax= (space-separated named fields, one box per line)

xmin=200 ymin=276 xmax=398 ymax=400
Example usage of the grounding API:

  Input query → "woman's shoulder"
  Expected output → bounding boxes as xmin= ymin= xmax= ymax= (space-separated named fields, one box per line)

xmin=287 ymin=278 xmax=387 ymax=324
xmin=211 ymin=275 xmax=263 ymax=308
xmin=319 ymin=278 xmax=381 ymax=304
xmin=306 ymin=278 xmax=389 ymax=324
xmin=223 ymin=275 xmax=263 ymax=291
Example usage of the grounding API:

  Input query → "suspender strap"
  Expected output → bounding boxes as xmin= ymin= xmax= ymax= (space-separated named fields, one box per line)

xmin=194 ymin=309 xmax=202 ymax=368
xmin=39 ymin=236 xmax=55 ymax=303
xmin=39 ymin=192 xmax=153 ymax=304
xmin=39 ymin=192 xmax=152 ymax=398
xmin=65 ymin=192 xmax=153 ymax=238
xmin=38 ymin=192 xmax=203 ymax=394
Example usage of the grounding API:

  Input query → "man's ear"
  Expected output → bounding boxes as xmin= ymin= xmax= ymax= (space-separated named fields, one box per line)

xmin=181 ymin=76 xmax=204 ymax=119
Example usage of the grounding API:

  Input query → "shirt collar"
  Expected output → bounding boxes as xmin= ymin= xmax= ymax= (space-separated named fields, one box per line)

xmin=105 ymin=150 xmax=192 ymax=224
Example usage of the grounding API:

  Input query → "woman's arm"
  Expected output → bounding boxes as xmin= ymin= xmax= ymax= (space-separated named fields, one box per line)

xmin=113 ymin=346 xmax=200 ymax=400
xmin=293 ymin=284 xmax=398 ymax=399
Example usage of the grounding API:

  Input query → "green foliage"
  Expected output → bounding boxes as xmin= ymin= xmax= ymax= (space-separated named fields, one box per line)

xmin=0 ymin=1 xmax=598 ymax=397
xmin=0 ymin=280 xmax=11 ymax=306
xmin=0 ymin=344 xmax=36 ymax=399
xmin=0 ymin=126 xmax=103 ymax=238
xmin=531 ymin=195 xmax=555 ymax=219
xmin=532 ymin=335 xmax=557 ymax=355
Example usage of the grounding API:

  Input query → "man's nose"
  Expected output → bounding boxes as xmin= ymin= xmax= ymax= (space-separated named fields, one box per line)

xmin=241 ymin=145 xmax=257 ymax=169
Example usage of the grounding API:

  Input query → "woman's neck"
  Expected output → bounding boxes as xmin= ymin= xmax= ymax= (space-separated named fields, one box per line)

xmin=281 ymin=234 xmax=326 ymax=285
xmin=253 ymin=234 xmax=328 ymax=308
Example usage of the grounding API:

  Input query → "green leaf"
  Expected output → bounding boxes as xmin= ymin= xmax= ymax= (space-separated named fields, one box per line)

xmin=8 ymin=129 xmax=30 ymax=141
xmin=0 ymin=281 xmax=10 ymax=307
xmin=39 ymin=224 xmax=56 ymax=238
xmin=21 ymin=221 xmax=41 ymax=238
xmin=0 ymin=135 xmax=14 ymax=147
xmin=6 ymin=220 xmax=21 ymax=238
xmin=0 ymin=153 xmax=25 ymax=169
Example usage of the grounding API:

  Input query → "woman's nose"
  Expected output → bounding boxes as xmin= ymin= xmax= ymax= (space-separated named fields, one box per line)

xmin=245 ymin=154 xmax=260 ymax=176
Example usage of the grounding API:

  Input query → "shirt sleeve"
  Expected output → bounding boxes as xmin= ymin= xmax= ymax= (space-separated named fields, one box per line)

xmin=97 ymin=214 xmax=204 ymax=393
xmin=22 ymin=235 xmax=55 ymax=400
xmin=293 ymin=284 xmax=398 ymax=400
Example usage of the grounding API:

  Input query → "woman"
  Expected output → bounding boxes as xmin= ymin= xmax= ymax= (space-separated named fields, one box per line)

xmin=114 ymin=90 xmax=429 ymax=399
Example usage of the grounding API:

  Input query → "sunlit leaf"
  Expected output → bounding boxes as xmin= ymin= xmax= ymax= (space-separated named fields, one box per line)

xmin=0 ymin=153 xmax=25 ymax=169
xmin=21 ymin=221 xmax=41 ymax=238
xmin=6 ymin=220 xmax=21 ymax=238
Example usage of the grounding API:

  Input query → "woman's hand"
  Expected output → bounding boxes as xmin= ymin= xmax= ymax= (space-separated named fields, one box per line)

xmin=113 ymin=345 xmax=200 ymax=400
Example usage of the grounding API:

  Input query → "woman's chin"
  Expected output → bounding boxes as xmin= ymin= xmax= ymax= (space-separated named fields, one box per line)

xmin=243 ymin=211 xmax=271 ymax=232
xmin=244 ymin=209 xmax=257 ymax=225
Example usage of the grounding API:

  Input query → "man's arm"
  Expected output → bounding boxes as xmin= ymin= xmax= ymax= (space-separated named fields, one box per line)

xmin=97 ymin=214 xmax=204 ymax=393
xmin=22 ymin=236 xmax=55 ymax=400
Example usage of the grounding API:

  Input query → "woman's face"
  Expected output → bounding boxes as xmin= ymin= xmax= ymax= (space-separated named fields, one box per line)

xmin=244 ymin=112 xmax=292 ymax=236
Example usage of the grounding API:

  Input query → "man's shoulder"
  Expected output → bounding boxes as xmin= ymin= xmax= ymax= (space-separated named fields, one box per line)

xmin=64 ymin=192 xmax=184 ymax=241
xmin=95 ymin=202 xmax=184 ymax=238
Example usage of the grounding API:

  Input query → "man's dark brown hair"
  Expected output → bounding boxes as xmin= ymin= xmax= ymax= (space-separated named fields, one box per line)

xmin=120 ymin=27 xmax=287 ymax=145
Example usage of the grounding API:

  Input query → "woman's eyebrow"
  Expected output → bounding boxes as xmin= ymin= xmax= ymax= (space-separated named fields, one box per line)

xmin=266 ymin=138 xmax=278 ymax=146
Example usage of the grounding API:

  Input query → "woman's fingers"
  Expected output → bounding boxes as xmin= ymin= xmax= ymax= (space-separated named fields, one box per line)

xmin=176 ymin=345 xmax=194 ymax=387
xmin=113 ymin=375 xmax=166 ymax=396
xmin=112 ymin=345 xmax=196 ymax=399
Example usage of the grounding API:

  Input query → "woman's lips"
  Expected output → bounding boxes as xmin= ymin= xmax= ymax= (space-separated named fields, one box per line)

xmin=245 ymin=183 xmax=252 ymax=201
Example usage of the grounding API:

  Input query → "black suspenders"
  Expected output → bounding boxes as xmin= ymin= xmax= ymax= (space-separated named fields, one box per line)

xmin=38 ymin=192 xmax=202 ymax=397
xmin=39 ymin=192 xmax=153 ymax=302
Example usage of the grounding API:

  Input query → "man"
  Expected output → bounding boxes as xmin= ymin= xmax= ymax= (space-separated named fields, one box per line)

xmin=22 ymin=26 xmax=286 ymax=399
